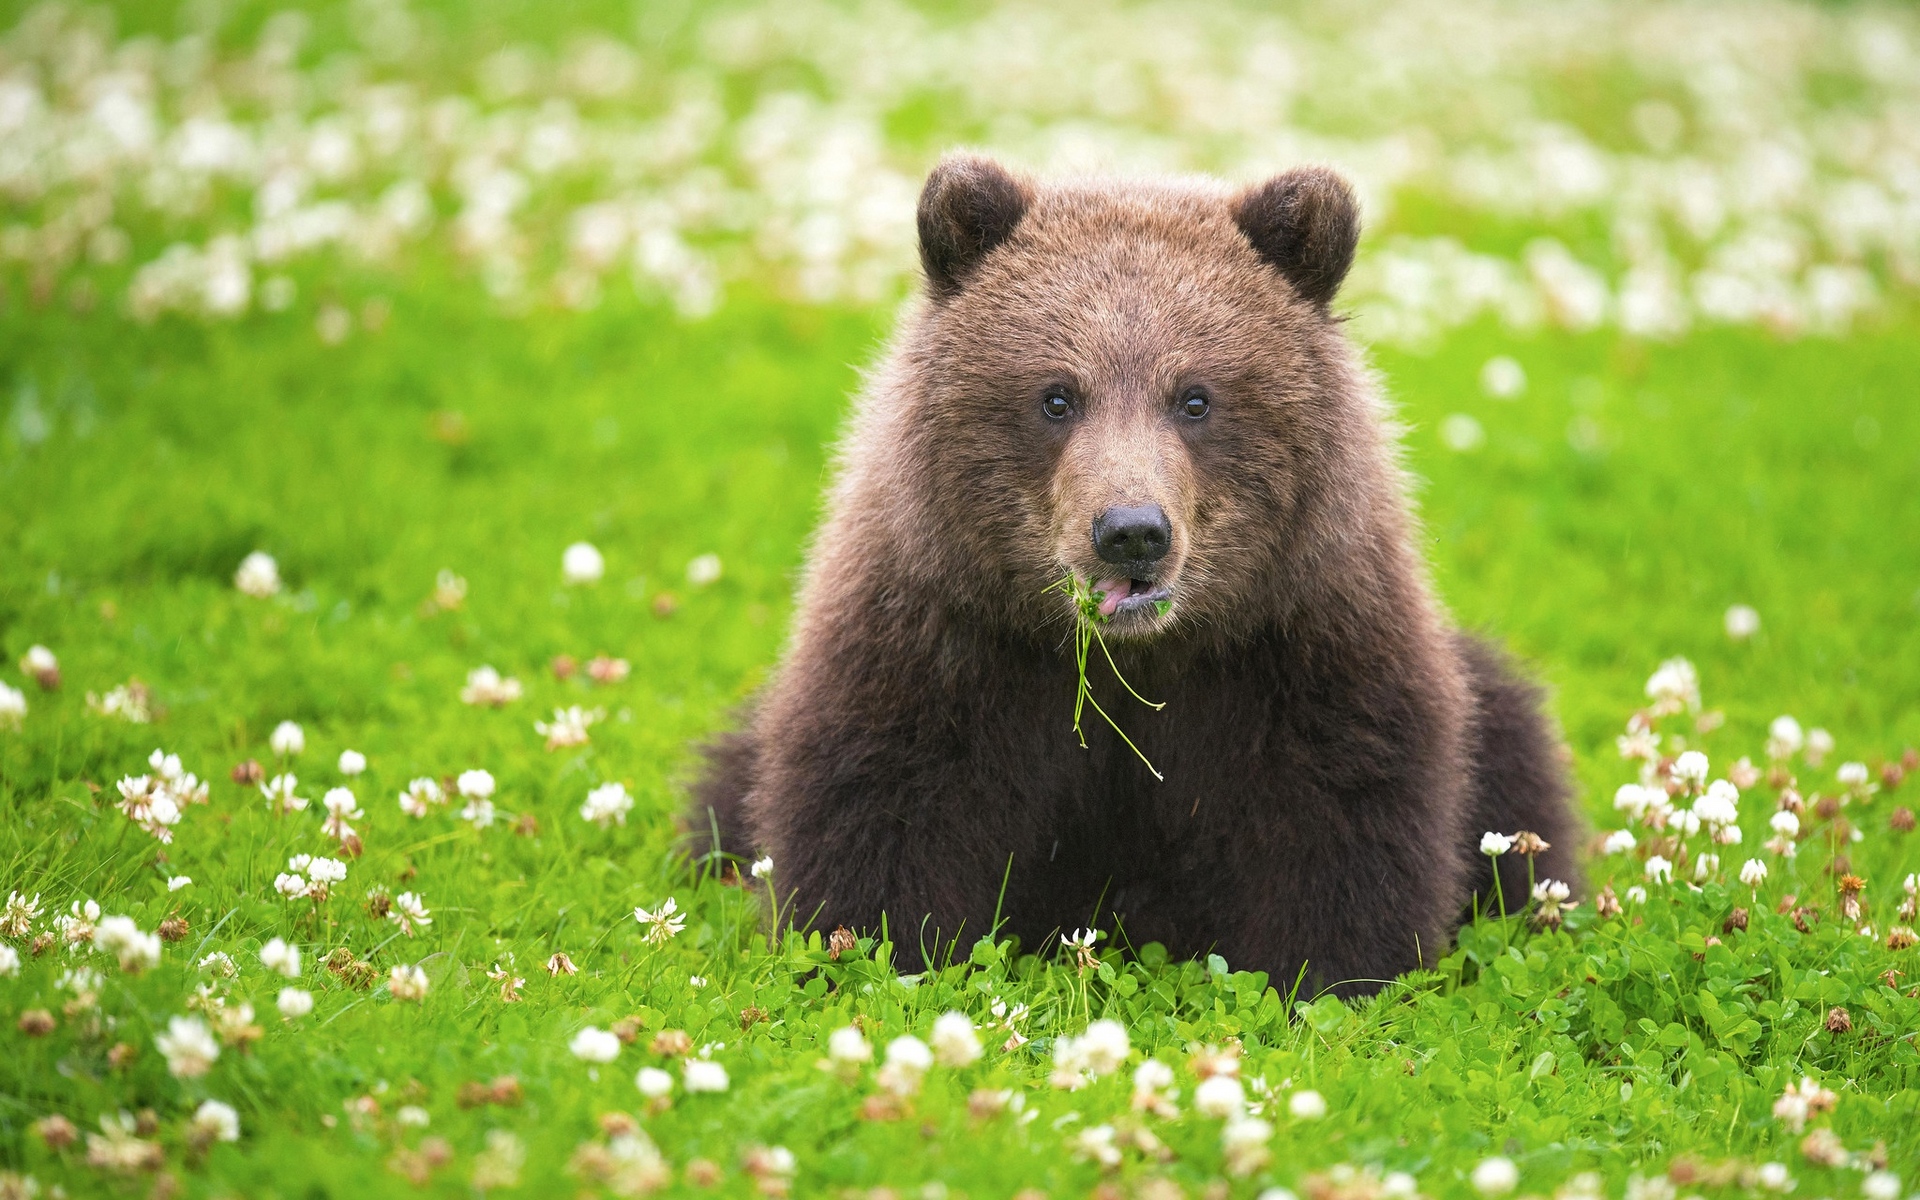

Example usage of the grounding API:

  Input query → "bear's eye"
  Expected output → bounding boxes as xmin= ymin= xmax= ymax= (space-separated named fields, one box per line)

xmin=1041 ymin=390 xmax=1072 ymax=420
xmin=1181 ymin=389 xmax=1211 ymax=419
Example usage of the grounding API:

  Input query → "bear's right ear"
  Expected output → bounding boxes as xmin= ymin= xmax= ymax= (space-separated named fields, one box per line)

xmin=1233 ymin=167 xmax=1360 ymax=309
xmin=917 ymin=154 xmax=1032 ymax=300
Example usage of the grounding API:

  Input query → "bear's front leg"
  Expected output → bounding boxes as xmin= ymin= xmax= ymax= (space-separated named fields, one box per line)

xmin=741 ymin=645 xmax=1067 ymax=970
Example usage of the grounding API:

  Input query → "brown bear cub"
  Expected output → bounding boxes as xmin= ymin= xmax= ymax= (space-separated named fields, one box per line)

xmin=692 ymin=155 xmax=1578 ymax=997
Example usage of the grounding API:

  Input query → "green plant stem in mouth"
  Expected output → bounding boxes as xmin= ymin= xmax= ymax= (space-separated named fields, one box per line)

xmin=1046 ymin=575 xmax=1167 ymax=780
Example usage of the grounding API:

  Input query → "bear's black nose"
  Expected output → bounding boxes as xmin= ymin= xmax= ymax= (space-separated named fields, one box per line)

xmin=1092 ymin=504 xmax=1172 ymax=566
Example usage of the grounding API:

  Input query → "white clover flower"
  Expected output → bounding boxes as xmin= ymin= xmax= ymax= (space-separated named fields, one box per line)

xmin=398 ymin=777 xmax=442 ymax=818
xmin=457 ymin=769 xmax=495 ymax=798
xmin=1531 ymin=879 xmax=1572 ymax=904
xmin=1693 ymin=853 xmax=1720 ymax=882
xmin=1074 ymin=1124 xmax=1121 ymax=1168
xmin=1133 ymin=1058 xmax=1174 ymax=1095
xmin=877 ymin=1035 xmax=933 ymax=1095
xmin=167 ymin=875 xmax=192 ymax=891
xmin=337 ymin=749 xmax=367 ymax=776
xmin=1806 ymin=728 xmax=1835 ymax=765
xmin=199 ymin=952 xmax=237 ymax=978
xmin=1472 ymin=1156 xmax=1519 ymax=1196
xmin=1644 ymin=658 xmax=1699 ymax=712
xmin=1672 ymin=751 xmax=1710 ymax=788
xmin=579 ymin=781 xmax=633 ymax=827
xmin=1625 ymin=885 xmax=1647 ymax=905
xmin=461 ymin=798 xmax=497 ymax=828
xmin=274 ymin=872 xmax=308 ymax=898
xmin=149 ymin=749 xmax=184 ymax=780
xmin=570 ymin=1026 xmax=622 ymax=1063
xmin=1837 ymin=762 xmax=1870 ymax=787
xmin=634 ymin=897 xmax=686 ymax=945
xmin=388 ymin=964 xmax=429 ymax=1001
xmin=1194 ymin=1074 xmax=1245 ymax=1118
xmin=1644 ymin=855 xmax=1673 ymax=884
xmin=269 ymin=720 xmax=305 ymax=757
xmin=261 ymin=773 xmax=307 ymax=814
xmin=260 ymin=937 xmax=301 ymax=978
xmin=20 ymin=644 xmax=58 ymax=687
xmin=190 ymin=1099 xmax=240 ymax=1143
xmin=1612 ymin=783 xmax=1654 ymax=816
xmin=683 ymin=1058 xmax=729 ymax=1093
xmin=460 ymin=666 xmax=523 ymax=706
xmin=235 ymin=551 xmax=282 ymax=597
xmin=636 ymin=1066 xmax=674 ymax=1097
xmin=156 ymin=1015 xmax=220 ymax=1077
xmin=686 ymin=553 xmax=723 ymax=586
xmin=1480 ymin=831 xmax=1512 ymax=856
xmin=390 ymin=892 xmax=432 ymax=936
xmin=277 ymin=987 xmax=314 ymax=1018
xmin=97 ymin=915 xmax=161 ymax=971
xmin=826 ymin=1025 xmax=872 ymax=1066
xmin=930 ymin=1011 xmax=982 ymax=1067
xmin=0 ymin=681 xmax=25 ymax=729
xmin=1740 ymin=859 xmax=1769 ymax=887
xmin=308 ymin=857 xmax=347 ymax=885
xmin=1073 ymin=1019 xmax=1129 ymax=1076
xmin=750 ymin=855 xmax=774 ymax=880
xmin=1770 ymin=810 xmax=1801 ymax=838
xmin=1755 ymin=1164 xmax=1792 ymax=1192
xmin=1862 ymin=1171 xmax=1900 ymax=1200
xmin=1724 ymin=604 xmax=1761 ymax=640
xmin=1768 ymin=715 xmax=1805 ymax=757
xmin=537 ymin=705 xmax=599 ymax=750
xmin=396 ymin=1106 xmax=430 ymax=1128
xmin=562 ymin=542 xmax=605 ymax=585
xmin=1222 ymin=1115 xmax=1273 ymax=1176
xmin=1287 ymin=1089 xmax=1327 ymax=1119
xmin=0 ymin=943 xmax=20 ymax=977
xmin=1602 ymin=829 xmax=1636 ymax=855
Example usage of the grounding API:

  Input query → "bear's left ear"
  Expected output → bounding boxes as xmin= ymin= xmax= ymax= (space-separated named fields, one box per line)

xmin=1232 ymin=167 xmax=1360 ymax=309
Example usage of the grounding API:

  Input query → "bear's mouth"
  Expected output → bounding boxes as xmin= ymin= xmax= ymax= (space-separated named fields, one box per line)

xmin=1094 ymin=576 xmax=1174 ymax=619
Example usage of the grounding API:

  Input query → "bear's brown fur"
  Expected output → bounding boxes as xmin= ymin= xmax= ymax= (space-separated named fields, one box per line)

xmin=691 ymin=155 xmax=1578 ymax=997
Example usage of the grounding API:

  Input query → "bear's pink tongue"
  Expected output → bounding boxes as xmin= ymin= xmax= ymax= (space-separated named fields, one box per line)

xmin=1095 ymin=577 xmax=1131 ymax=617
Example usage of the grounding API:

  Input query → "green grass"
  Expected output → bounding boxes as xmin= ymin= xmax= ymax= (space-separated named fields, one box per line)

xmin=5 ymin=272 xmax=1920 ymax=1196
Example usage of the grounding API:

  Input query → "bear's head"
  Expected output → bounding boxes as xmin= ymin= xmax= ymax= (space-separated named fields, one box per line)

xmin=882 ymin=154 xmax=1399 ymax=644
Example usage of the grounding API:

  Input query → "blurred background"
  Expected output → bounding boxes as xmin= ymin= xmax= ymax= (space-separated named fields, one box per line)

xmin=3 ymin=0 xmax=1918 ymax=796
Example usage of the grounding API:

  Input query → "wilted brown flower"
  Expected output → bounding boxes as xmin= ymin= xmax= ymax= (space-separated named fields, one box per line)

xmin=651 ymin=1028 xmax=693 ymax=1057
xmin=1594 ymin=884 xmax=1621 ymax=919
xmin=651 ymin=592 xmax=679 ymax=618
xmin=1722 ymin=907 xmax=1749 ymax=933
xmin=547 ymin=952 xmax=577 ymax=976
xmin=550 ymin=654 xmax=577 ymax=680
xmin=230 ymin=759 xmax=264 ymax=785
xmin=1883 ymin=762 xmax=1906 ymax=791
xmin=1813 ymin=794 xmax=1842 ymax=821
xmin=1792 ymin=906 xmax=1819 ymax=934
xmin=33 ymin=1113 xmax=78 ymax=1149
xmin=598 ymin=1111 xmax=640 ymax=1138
xmin=1824 ymin=1007 xmax=1852 ymax=1034
xmin=1838 ymin=874 xmax=1866 ymax=923
xmin=1800 ymin=1128 xmax=1847 ymax=1167
xmin=108 ymin=1042 xmax=138 ymax=1070
xmin=17 ymin=1009 xmax=54 ymax=1037
xmin=828 ymin=926 xmax=857 ymax=960
xmin=1887 ymin=927 xmax=1918 ymax=951
xmin=739 ymin=1006 xmax=769 ymax=1030
xmin=30 ymin=932 xmax=54 ymax=956
xmin=687 ymin=1159 xmax=724 ymax=1187
xmin=611 ymin=1016 xmax=643 ymax=1044
xmin=365 ymin=889 xmax=392 ymax=920
xmin=1891 ymin=807 xmax=1915 ymax=833
xmin=156 ymin=917 xmax=189 ymax=942
xmin=1511 ymin=830 xmax=1551 ymax=856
